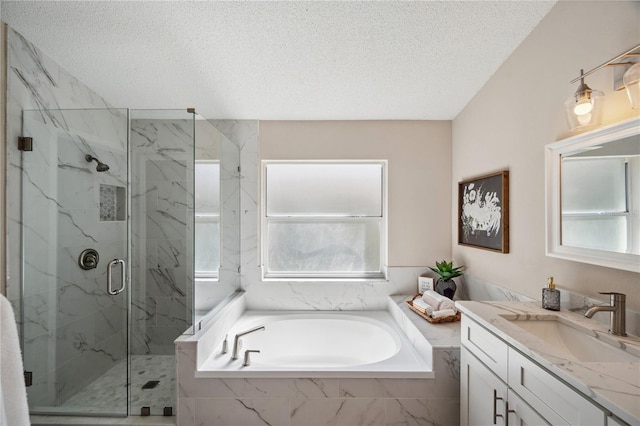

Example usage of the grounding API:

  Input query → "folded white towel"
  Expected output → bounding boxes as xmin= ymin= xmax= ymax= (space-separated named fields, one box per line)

xmin=431 ymin=308 xmax=456 ymax=319
xmin=421 ymin=291 xmax=441 ymax=310
xmin=1 ymin=294 xmax=31 ymax=426
xmin=411 ymin=298 xmax=434 ymax=316
xmin=422 ymin=290 xmax=456 ymax=311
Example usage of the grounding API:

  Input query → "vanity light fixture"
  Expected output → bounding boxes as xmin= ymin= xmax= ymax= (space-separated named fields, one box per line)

xmin=565 ymin=44 xmax=640 ymax=131
xmin=622 ymin=62 xmax=640 ymax=109
xmin=565 ymin=69 xmax=603 ymax=130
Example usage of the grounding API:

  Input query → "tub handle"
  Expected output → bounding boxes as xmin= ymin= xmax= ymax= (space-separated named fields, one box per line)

xmin=243 ymin=350 xmax=260 ymax=367
xmin=221 ymin=335 xmax=228 ymax=354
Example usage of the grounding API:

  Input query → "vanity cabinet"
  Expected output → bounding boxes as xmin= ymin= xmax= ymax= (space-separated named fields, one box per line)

xmin=460 ymin=315 xmax=620 ymax=426
xmin=461 ymin=347 xmax=548 ymax=425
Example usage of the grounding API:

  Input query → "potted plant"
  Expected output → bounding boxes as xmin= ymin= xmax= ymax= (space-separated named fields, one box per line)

xmin=429 ymin=260 xmax=464 ymax=299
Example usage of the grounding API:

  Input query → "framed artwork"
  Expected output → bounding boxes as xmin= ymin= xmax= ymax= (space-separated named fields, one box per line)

xmin=458 ymin=170 xmax=509 ymax=253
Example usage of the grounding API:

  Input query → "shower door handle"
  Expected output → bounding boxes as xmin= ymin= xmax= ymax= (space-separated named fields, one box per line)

xmin=107 ymin=259 xmax=126 ymax=295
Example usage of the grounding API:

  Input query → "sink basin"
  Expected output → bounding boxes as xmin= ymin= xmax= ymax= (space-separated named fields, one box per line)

xmin=508 ymin=318 xmax=639 ymax=363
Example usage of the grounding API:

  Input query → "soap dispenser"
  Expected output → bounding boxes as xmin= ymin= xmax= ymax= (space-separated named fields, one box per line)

xmin=542 ymin=276 xmax=560 ymax=311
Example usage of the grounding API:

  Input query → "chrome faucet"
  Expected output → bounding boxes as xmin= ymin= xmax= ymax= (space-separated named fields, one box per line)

xmin=231 ymin=325 xmax=265 ymax=360
xmin=584 ymin=292 xmax=626 ymax=336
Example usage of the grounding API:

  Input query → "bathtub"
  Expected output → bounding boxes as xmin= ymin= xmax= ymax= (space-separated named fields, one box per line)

xmin=195 ymin=309 xmax=433 ymax=378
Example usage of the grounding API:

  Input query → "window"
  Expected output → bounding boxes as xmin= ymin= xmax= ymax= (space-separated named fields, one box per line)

xmin=195 ymin=161 xmax=220 ymax=278
xmin=262 ymin=161 xmax=387 ymax=279
xmin=561 ymin=156 xmax=634 ymax=253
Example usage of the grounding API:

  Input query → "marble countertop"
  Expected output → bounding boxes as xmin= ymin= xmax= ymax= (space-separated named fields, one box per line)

xmin=392 ymin=295 xmax=462 ymax=349
xmin=456 ymin=300 xmax=640 ymax=425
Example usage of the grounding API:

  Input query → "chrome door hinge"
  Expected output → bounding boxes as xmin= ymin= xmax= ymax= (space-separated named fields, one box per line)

xmin=18 ymin=136 xmax=33 ymax=151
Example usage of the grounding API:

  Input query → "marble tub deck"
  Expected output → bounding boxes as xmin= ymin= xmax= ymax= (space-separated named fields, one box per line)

xmin=175 ymin=296 xmax=463 ymax=426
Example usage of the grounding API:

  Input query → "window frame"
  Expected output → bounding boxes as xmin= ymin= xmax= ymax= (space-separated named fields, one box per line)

xmin=261 ymin=160 xmax=388 ymax=281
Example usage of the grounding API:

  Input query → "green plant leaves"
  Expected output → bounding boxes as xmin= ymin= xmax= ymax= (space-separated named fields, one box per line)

xmin=429 ymin=260 xmax=464 ymax=281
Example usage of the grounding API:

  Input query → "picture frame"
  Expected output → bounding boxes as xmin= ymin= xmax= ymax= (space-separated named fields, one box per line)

xmin=458 ymin=170 xmax=509 ymax=253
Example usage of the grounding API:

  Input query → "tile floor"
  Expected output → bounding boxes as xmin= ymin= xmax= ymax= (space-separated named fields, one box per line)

xmin=61 ymin=355 xmax=175 ymax=417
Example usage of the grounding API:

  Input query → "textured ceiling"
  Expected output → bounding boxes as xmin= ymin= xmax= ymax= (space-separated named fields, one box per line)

xmin=0 ymin=1 xmax=555 ymax=120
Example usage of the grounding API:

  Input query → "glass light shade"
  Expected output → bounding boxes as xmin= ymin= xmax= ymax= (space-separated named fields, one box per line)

xmin=623 ymin=62 xmax=640 ymax=109
xmin=564 ymin=89 xmax=604 ymax=130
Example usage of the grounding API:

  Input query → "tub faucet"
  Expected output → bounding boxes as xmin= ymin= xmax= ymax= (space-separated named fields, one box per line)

xmin=584 ymin=292 xmax=626 ymax=336
xmin=243 ymin=349 xmax=260 ymax=367
xmin=232 ymin=325 xmax=265 ymax=360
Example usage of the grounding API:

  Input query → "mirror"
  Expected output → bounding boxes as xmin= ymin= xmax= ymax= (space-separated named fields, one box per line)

xmin=546 ymin=117 xmax=640 ymax=272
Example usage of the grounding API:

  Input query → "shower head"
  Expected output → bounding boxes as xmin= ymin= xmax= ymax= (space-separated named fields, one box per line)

xmin=85 ymin=154 xmax=110 ymax=172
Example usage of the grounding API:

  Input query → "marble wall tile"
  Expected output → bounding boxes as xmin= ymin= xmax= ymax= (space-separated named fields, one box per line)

xmin=458 ymin=275 xmax=534 ymax=303
xmin=385 ymin=398 xmax=460 ymax=426
xmin=291 ymin=397 xmax=386 ymax=426
xmin=5 ymin=27 xmax=121 ymax=319
xmin=193 ymin=398 xmax=289 ymax=426
xmin=130 ymin=117 xmax=195 ymax=355
xmin=177 ymin=397 xmax=196 ymax=426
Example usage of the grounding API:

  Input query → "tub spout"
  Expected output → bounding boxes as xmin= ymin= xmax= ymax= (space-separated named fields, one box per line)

xmin=232 ymin=325 xmax=265 ymax=360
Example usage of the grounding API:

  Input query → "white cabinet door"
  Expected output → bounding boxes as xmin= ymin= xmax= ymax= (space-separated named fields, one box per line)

xmin=507 ymin=390 xmax=550 ymax=425
xmin=461 ymin=347 xmax=508 ymax=426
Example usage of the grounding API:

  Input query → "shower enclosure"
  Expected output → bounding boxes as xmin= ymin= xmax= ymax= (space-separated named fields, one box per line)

xmin=19 ymin=108 xmax=223 ymax=417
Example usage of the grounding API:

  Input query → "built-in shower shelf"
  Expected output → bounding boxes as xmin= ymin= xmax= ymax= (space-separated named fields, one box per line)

xmin=100 ymin=184 xmax=126 ymax=221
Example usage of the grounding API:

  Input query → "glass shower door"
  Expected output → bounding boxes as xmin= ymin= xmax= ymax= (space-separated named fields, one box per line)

xmin=21 ymin=108 xmax=130 ymax=416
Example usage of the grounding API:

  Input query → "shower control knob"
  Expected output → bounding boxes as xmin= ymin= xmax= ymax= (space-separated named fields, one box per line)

xmin=79 ymin=249 xmax=99 ymax=270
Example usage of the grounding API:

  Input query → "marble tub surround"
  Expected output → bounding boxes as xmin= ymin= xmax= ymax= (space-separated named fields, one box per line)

xmin=176 ymin=295 xmax=461 ymax=425
xmin=456 ymin=300 xmax=640 ymax=424
xmin=241 ymin=266 xmax=434 ymax=311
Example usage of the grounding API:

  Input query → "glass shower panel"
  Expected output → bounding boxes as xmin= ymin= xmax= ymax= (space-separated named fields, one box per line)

xmin=21 ymin=108 xmax=129 ymax=416
xmin=193 ymin=119 xmax=241 ymax=325
xmin=129 ymin=109 xmax=195 ymax=415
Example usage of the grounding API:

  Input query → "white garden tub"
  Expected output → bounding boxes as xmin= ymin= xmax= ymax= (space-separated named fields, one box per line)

xmin=195 ymin=309 xmax=433 ymax=378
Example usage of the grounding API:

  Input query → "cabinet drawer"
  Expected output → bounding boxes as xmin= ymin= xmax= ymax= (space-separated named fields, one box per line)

xmin=461 ymin=316 xmax=508 ymax=381
xmin=508 ymin=348 xmax=605 ymax=425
